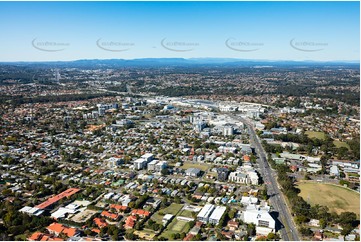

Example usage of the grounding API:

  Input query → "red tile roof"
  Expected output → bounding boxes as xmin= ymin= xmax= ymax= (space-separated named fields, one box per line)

xmin=46 ymin=223 xmax=78 ymax=237
xmin=91 ymin=228 xmax=100 ymax=234
xmin=101 ymin=210 xmax=119 ymax=220
xmin=62 ymin=227 xmax=77 ymax=237
xmin=93 ymin=218 xmax=108 ymax=228
xmin=28 ymin=232 xmax=63 ymax=241
xmin=36 ymin=188 xmax=80 ymax=209
xmin=124 ymin=215 xmax=137 ymax=229
xmin=47 ymin=223 xmax=64 ymax=234
xmin=28 ymin=232 xmax=43 ymax=241
xmin=110 ymin=204 xmax=128 ymax=212
xmin=50 ymin=238 xmax=63 ymax=241
xmin=40 ymin=235 xmax=51 ymax=241
xmin=131 ymin=209 xmax=150 ymax=217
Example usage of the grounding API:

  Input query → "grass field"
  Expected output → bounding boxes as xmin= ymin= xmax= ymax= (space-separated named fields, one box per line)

xmin=160 ymin=219 xmax=189 ymax=239
xmin=333 ymin=140 xmax=350 ymax=149
xmin=305 ymin=131 xmax=327 ymax=140
xmin=297 ymin=181 xmax=360 ymax=217
xmin=178 ymin=209 xmax=194 ymax=218
xmin=169 ymin=219 xmax=188 ymax=232
xmin=180 ymin=162 xmax=210 ymax=172
xmin=151 ymin=203 xmax=184 ymax=222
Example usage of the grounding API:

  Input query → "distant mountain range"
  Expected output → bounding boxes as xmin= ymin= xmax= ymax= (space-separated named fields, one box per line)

xmin=0 ymin=58 xmax=359 ymax=68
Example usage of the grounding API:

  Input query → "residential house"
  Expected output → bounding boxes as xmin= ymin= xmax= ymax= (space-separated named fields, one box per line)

xmin=101 ymin=211 xmax=119 ymax=221
xmin=131 ymin=209 xmax=150 ymax=218
xmin=124 ymin=215 xmax=137 ymax=229
xmin=47 ymin=223 xmax=79 ymax=238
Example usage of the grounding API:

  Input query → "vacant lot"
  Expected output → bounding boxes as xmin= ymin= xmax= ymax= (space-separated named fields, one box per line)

xmin=151 ymin=203 xmax=184 ymax=222
xmin=333 ymin=140 xmax=350 ymax=149
xmin=71 ymin=209 xmax=98 ymax=223
xmin=297 ymin=181 xmax=360 ymax=217
xmin=181 ymin=162 xmax=210 ymax=171
xmin=305 ymin=131 xmax=327 ymax=140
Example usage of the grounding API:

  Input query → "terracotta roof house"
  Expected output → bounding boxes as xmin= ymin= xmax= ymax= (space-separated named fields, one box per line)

xmin=124 ymin=215 xmax=137 ymax=229
xmin=46 ymin=223 xmax=79 ymax=238
xmin=101 ymin=210 xmax=119 ymax=220
xmin=93 ymin=218 xmax=108 ymax=228
xmin=109 ymin=204 xmax=128 ymax=212
xmin=28 ymin=232 xmax=64 ymax=241
xmin=131 ymin=209 xmax=150 ymax=218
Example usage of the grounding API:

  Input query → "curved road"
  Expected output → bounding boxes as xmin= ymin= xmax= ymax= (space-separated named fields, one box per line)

xmin=234 ymin=115 xmax=300 ymax=241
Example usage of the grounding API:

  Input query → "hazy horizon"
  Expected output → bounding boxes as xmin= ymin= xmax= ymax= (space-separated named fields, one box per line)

xmin=0 ymin=57 xmax=360 ymax=64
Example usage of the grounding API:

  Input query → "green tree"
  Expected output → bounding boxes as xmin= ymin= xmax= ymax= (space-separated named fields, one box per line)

xmin=247 ymin=223 xmax=256 ymax=236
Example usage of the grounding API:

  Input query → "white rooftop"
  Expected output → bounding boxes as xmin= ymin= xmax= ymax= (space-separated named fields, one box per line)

xmin=197 ymin=204 xmax=215 ymax=219
xmin=209 ymin=206 xmax=227 ymax=221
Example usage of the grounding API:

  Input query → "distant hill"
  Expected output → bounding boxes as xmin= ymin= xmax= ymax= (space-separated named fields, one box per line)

xmin=0 ymin=58 xmax=359 ymax=69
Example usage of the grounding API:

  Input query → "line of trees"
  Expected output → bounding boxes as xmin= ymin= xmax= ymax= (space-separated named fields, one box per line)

xmin=0 ymin=199 xmax=54 ymax=240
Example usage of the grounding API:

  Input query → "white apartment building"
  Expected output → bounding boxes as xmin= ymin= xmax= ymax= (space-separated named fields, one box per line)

xmin=209 ymin=206 xmax=227 ymax=225
xmin=197 ymin=204 xmax=215 ymax=223
xmin=228 ymin=171 xmax=248 ymax=183
xmin=134 ymin=158 xmax=147 ymax=170
xmin=134 ymin=153 xmax=154 ymax=170
xmin=147 ymin=160 xmax=158 ymax=171
xmin=243 ymin=204 xmax=276 ymax=236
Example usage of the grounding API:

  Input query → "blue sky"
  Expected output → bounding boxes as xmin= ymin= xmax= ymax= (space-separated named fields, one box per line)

xmin=0 ymin=1 xmax=359 ymax=61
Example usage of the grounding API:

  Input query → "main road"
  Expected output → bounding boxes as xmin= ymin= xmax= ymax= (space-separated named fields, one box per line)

xmin=231 ymin=114 xmax=300 ymax=241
